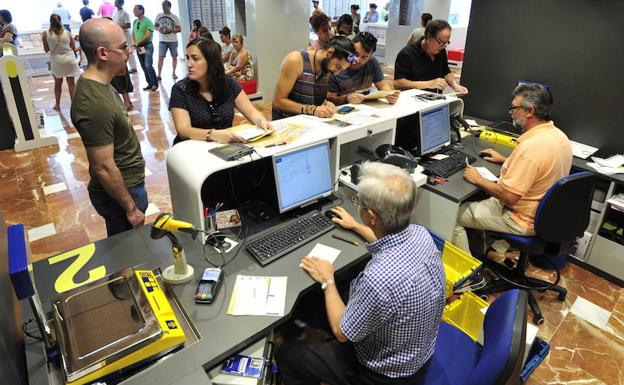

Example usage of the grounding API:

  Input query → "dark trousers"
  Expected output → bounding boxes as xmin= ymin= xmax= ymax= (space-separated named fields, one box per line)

xmin=276 ymin=339 xmax=429 ymax=385
xmin=137 ymin=42 xmax=158 ymax=87
xmin=89 ymin=183 xmax=148 ymax=237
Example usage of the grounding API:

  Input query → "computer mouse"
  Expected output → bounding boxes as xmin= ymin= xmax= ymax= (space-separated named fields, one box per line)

xmin=324 ymin=209 xmax=339 ymax=220
xmin=479 ymin=152 xmax=488 ymax=158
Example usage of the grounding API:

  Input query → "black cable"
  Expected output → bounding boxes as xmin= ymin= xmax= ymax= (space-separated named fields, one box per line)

xmin=22 ymin=319 xmax=43 ymax=341
xmin=250 ymin=148 xmax=267 ymax=187
xmin=221 ymin=218 xmax=249 ymax=269
xmin=228 ymin=168 xmax=243 ymax=207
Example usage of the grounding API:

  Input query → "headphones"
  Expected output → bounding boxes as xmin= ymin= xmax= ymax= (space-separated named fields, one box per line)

xmin=375 ymin=144 xmax=418 ymax=173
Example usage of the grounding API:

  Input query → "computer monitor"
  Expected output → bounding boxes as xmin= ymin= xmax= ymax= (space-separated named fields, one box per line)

xmin=417 ymin=104 xmax=451 ymax=156
xmin=272 ymin=141 xmax=334 ymax=213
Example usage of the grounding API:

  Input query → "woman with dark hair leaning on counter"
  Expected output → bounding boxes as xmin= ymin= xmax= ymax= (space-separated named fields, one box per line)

xmin=169 ymin=38 xmax=270 ymax=145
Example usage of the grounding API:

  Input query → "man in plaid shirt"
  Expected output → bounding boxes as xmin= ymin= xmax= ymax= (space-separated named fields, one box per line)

xmin=276 ymin=162 xmax=445 ymax=385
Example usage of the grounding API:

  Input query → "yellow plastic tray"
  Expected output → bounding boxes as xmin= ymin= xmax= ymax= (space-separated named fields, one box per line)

xmin=442 ymin=241 xmax=482 ymax=298
xmin=442 ymin=291 xmax=489 ymax=342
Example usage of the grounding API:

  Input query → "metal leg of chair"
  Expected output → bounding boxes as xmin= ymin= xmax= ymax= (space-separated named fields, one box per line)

xmin=547 ymin=284 xmax=567 ymax=301
xmin=523 ymin=277 xmax=567 ymax=301
xmin=527 ymin=291 xmax=544 ymax=325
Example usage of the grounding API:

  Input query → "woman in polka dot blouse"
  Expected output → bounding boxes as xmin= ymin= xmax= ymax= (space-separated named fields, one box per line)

xmin=169 ymin=38 xmax=270 ymax=145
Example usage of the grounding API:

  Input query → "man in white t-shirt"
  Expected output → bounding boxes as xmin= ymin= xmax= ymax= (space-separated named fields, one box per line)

xmin=154 ymin=0 xmax=181 ymax=80
xmin=112 ymin=0 xmax=137 ymax=72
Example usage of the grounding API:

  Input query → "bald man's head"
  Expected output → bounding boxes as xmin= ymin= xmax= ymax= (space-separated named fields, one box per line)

xmin=79 ymin=18 xmax=124 ymax=64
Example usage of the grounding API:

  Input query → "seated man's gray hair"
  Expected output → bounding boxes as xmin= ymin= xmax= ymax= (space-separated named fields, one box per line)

xmin=512 ymin=83 xmax=553 ymax=121
xmin=357 ymin=162 xmax=418 ymax=233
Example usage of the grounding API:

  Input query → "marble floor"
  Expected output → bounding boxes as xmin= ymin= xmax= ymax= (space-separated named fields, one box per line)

xmin=1 ymin=62 xmax=623 ymax=385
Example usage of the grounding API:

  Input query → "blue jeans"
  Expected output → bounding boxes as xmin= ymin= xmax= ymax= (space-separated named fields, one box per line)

xmin=89 ymin=183 xmax=148 ymax=237
xmin=137 ymin=42 xmax=158 ymax=87
xmin=159 ymin=41 xmax=179 ymax=58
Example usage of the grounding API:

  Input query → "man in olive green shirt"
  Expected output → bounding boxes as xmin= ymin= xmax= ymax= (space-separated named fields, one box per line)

xmin=132 ymin=4 xmax=158 ymax=91
xmin=71 ymin=18 xmax=147 ymax=236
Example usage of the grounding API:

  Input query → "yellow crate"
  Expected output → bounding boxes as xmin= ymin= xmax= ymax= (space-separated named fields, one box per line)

xmin=442 ymin=241 xmax=482 ymax=298
xmin=442 ymin=291 xmax=489 ymax=342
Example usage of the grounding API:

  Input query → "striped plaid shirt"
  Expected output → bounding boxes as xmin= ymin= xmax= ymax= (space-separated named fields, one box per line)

xmin=340 ymin=224 xmax=445 ymax=378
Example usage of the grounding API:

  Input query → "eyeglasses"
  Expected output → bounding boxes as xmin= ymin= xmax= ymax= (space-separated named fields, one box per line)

xmin=508 ymin=105 xmax=525 ymax=113
xmin=104 ymin=42 xmax=130 ymax=55
xmin=351 ymin=194 xmax=365 ymax=208
xmin=433 ymin=35 xmax=450 ymax=47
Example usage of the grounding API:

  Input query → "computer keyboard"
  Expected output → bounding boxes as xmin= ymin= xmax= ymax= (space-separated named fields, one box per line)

xmin=422 ymin=148 xmax=477 ymax=178
xmin=246 ymin=211 xmax=335 ymax=266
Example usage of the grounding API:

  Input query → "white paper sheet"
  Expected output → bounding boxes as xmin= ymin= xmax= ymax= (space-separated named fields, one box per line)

xmin=237 ymin=126 xmax=272 ymax=141
xmin=570 ymin=140 xmax=598 ymax=159
xmin=586 ymin=162 xmax=624 ymax=175
xmin=228 ymin=276 xmax=287 ymax=316
xmin=308 ymin=243 xmax=341 ymax=264
xmin=591 ymin=154 xmax=624 ymax=168
xmin=476 ymin=167 xmax=498 ymax=182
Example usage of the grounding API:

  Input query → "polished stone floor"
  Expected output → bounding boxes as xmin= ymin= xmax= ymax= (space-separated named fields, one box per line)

xmin=1 ymin=62 xmax=622 ymax=385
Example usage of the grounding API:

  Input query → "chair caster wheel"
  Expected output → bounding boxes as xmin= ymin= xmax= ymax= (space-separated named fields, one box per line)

xmin=558 ymin=292 xmax=567 ymax=301
xmin=533 ymin=315 xmax=545 ymax=325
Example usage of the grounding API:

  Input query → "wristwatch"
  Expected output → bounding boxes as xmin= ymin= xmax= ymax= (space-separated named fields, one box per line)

xmin=321 ymin=279 xmax=335 ymax=291
xmin=205 ymin=129 xmax=215 ymax=142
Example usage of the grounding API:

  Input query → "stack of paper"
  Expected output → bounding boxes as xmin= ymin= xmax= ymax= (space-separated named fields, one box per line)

xmin=232 ymin=124 xmax=274 ymax=142
xmin=227 ymin=276 xmax=287 ymax=316
xmin=363 ymin=90 xmax=399 ymax=100
xmin=587 ymin=154 xmax=624 ymax=175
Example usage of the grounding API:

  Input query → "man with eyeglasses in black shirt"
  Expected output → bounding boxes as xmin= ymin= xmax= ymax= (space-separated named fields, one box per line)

xmin=394 ymin=19 xmax=468 ymax=94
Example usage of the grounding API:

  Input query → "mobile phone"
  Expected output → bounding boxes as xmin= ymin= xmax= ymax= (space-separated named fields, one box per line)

xmin=195 ymin=268 xmax=223 ymax=304
xmin=337 ymin=106 xmax=355 ymax=114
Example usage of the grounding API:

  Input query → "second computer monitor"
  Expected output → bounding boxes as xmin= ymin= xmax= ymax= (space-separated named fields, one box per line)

xmin=417 ymin=103 xmax=451 ymax=157
xmin=272 ymin=141 xmax=334 ymax=213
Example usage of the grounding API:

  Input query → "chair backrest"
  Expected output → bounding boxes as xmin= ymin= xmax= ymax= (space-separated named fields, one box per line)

xmin=466 ymin=289 xmax=527 ymax=385
xmin=534 ymin=172 xmax=596 ymax=242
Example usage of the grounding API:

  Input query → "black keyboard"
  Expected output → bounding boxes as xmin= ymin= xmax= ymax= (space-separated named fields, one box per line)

xmin=246 ymin=211 xmax=335 ymax=266
xmin=422 ymin=148 xmax=477 ymax=178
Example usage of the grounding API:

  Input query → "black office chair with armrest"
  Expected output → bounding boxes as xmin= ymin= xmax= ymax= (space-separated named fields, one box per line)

xmin=480 ymin=172 xmax=596 ymax=325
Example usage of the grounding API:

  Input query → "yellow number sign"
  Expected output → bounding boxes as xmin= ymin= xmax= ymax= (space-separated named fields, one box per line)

xmin=47 ymin=243 xmax=107 ymax=293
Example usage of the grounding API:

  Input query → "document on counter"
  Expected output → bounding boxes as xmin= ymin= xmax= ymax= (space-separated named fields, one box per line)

xmin=590 ymin=154 xmax=624 ymax=168
xmin=231 ymin=124 xmax=274 ymax=142
xmin=308 ymin=243 xmax=341 ymax=264
xmin=363 ymin=89 xmax=398 ymax=100
xmin=227 ymin=275 xmax=287 ymax=316
xmin=570 ymin=140 xmax=598 ymax=159
xmin=586 ymin=163 xmax=624 ymax=175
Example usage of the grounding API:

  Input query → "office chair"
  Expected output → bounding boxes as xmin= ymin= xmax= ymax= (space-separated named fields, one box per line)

xmin=417 ymin=289 xmax=528 ymax=385
xmin=480 ymin=172 xmax=596 ymax=325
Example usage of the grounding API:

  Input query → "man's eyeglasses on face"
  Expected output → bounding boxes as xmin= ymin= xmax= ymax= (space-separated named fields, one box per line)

xmin=106 ymin=42 xmax=130 ymax=54
xmin=433 ymin=35 xmax=450 ymax=47
xmin=508 ymin=105 xmax=525 ymax=113
xmin=351 ymin=194 xmax=365 ymax=208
